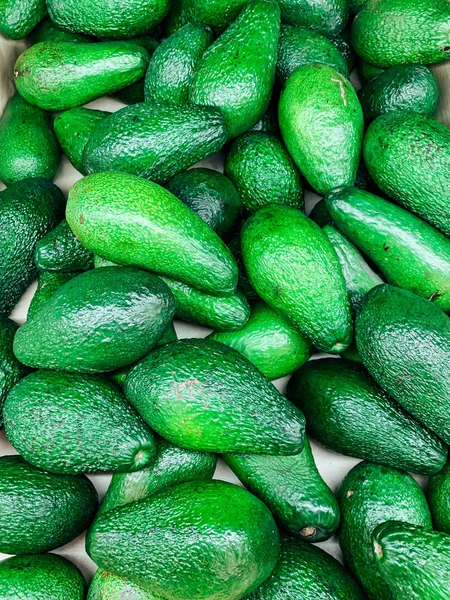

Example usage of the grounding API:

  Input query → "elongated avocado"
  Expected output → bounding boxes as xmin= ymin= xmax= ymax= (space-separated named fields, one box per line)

xmin=429 ymin=463 xmax=450 ymax=534
xmin=35 ymin=219 xmax=94 ymax=272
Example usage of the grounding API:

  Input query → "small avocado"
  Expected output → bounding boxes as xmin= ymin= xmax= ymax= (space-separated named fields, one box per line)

xmin=0 ymin=0 xmax=46 ymax=39
xmin=29 ymin=17 xmax=94 ymax=44
xmin=429 ymin=463 xmax=450 ymax=535
xmin=35 ymin=219 xmax=94 ymax=272
xmin=0 ymin=317 xmax=28 ymax=428
xmin=88 ymin=569 xmax=158 ymax=600
xmin=277 ymin=0 xmax=348 ymax=37
xmin=27 ymin=271 xmax=79 ymax=320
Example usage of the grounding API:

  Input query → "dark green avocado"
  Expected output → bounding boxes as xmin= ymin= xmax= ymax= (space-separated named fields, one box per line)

xmin=277 ymin=0 xmax=348 ymax=37
xmin=35 ymin=219 xmax=94 ymax=272
xmin=27 ymin=271 xmax=79 ymax=320
xmin=429 ymin=462 xmax=450 ymax=535
xmin=0 ymin=0 xmax=46 ymax=39
xmin=0 ymin=317 xmax=28 ymax=428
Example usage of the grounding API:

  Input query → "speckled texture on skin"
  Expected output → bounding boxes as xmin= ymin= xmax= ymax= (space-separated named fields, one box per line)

xmin=338 ymin=461 xmax=432 ymax=600
xmin=224 ymin=437 xmax=339 ymax=542
xmin=210 ymin=302 xmax=311 ymax=380
xmin=224 ymin=132 xmax=303 ymax=212
xmin=82 ymin=102 xmax=227 ymax=184
xmin=429 ymin=463 xmax=450 ymax=534
xmin=0 ymin=454 xmax=98 ymax=554
xmin=29 ymin=17 xmax=94 ymax=43
xmin=363 ymin=111 xmax=450 ymax=236
xmin=190 ymin=0 xmax=280 ymax=140
xmin=125 ymin=338 xmax=305 ymax=454
xmin=351 ymin=0 xmax=450 ymax=67
xmin=87 ymin=480 xmax=280 ymax=600
xmin=241 ymin=205 xmax=352 ymax=353
xmin=145 ymin=23 xmax=212 ymax=105
xmin=228 ymin=234 xmax=259 ymax=302
xmin=183 ymin=0 xmax=247 ymax=30
xmin=325 ymin=187 xmax=450 ymax=311
xmin=66 ymin=173 xmax=238 ymax=296
xmin=35 ymin=219 xmax=94 ymax=272
xmin=279 ymin=64 xmax=363 ymax=195
xmin=356 ymin=285 xmax=450 ymax=445
xmin=247 ymin=536 xmax=366 ymax=600
xmin=288 ymin=358 xmax=447 ymax=475
xmin=14 ymin=42 xmax=150 ymax=111
xmin=0 ymin=0 xmax=46 ymax=39
xmin=330 ymin=28 xmax=356 ymax=73
xmin=0 ymin=178 xmax=65 ymax=317
xmin=0 ymin=317 xmax=28 ymax=429
xmin=373 ymin=521 xmax=450 ymax=599
xmin=88 ymin=569 xmax=161 ymax=600
xmin=278 ymin=0 xmax=348 ymax=36
xmin=112 ymin=37 xmax=160 ymax=105
xmin=4 ymin=370 xmax=157 ymax=474
xmin=0 ymin=554 xmax=86 ymax=600
xmin=27 ymin=270 xmax=78 ymax=320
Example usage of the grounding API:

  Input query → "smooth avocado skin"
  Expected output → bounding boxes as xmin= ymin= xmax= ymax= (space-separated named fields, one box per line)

xmin=35 ymin=219 xmax=94 ymax=272
xmin=0 ymin=454 xmax=98 ymax=555
xmin=87 ymin=480 xmax=280 ymax=600
xmin=0 ymin=554 xmax=86 ymax=600
xmin=0 ymin=178 xmax=65 ymax=317
xmin=288 ymin=358 xmax=447 ymax=475
xmin=190 ymin=0 xmax=280 ymax=139
xmin=88 ymin=569 xmax=160 ymax=600
xmin=14 ymin=41 xmax=150 ymax=111
xmin=0 ymin=0 xmax=46 ymax=39
xmin=356 ymin=284 xmax=450 ymax=445
xmin=429 ymin=463 xmax=450 ymax=534
xmin=277 ymin=0 xmax=348 ymax=37
xmin=338 ymin=461 xmax=432 ymax=600
xmin=325 ymin=187 xmax=450 ymax=311
xmin=66 ymin=172 xmax=238 ymax=296
xmin=113 ymin=36 xmax=160 ymax=105
xmin=279 ymin=64 xmax=363 ymax=195
xmin=14 ymin=267 xmax=175 ymax=373
xmin=210 ymin=302 xmax=312 ymax=380
xmin=224 ymin=132 xmax=303 ymax=212
xmin=0 ymin=317 xmax=28 ymax=429
xmin=224 ymin=437 xmax=340 ymax=543
xmin=27 ymin=270 xmax=78 ymax=320
xmin=125 ymin=338 xmax=305 ymax=455
xmin=241 ymin=205 xmax=353 ymax=353
xmin=364 ymin=111 xmax=450 ymax=236
xmin=0 ymin=92 xmax=61 ymax=185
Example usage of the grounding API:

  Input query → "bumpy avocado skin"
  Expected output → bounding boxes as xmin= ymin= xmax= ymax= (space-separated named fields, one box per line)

xmin=35 ymin=219 xmax=94 ymax=272
xmin=27 ymin=271 xmax=78 ymax=319
xmin=29 ymin=17 xmax=93 ymax=43
xmin=429 ymin=463 xmax=450 ymax=534
xmin=0 ymin=317 xmax=28 ymax=428
xmin=277 ymin=0 xmax=348 ymax=37
xmin=88 ymin=569 xmax=160 ymax=600
xmin=0 ymin=0 xmax=46 ymax=39
xmin=182 ymin=0 xmax=246 ymax=30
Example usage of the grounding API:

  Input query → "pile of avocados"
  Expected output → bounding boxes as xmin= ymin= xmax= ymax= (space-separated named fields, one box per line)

xmin=1 ymin=0 xmax=450 ymax=598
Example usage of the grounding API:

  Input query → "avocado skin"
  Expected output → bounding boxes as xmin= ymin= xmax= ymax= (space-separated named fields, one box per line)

xmin=358 ymin=59 xmax=384 ymax=83
xmin=364 ymin=111 xmax=450 ymax=236
xmin=330 ymin=26 xmax=356 ymax=72
xmin=87 ymin=479 xmax=279 ymax=600
xmin=351 ymin=0 xmax=450 ymax=67
xmin=35 ymin=219 xmax=94 ymax=272
xmin=88 ymin=569 xmax=158 ymax=600
xmin=224 ymin=437 xmax=339 ymax=542
xmin=279 ymin=64 xmax=363 ymax=195
xmin=224 ymin=132 xmax=303 ymax=212
xmin=29 ymin=17 xmax=94 ymax=43
xmin=373 ymin=521 xmax=450 ymax=599
xmin=14 ymin=267 xmax=175 ymax=373
xmin=166 ymin=167 xmax=242 ymax=240
xmin=349 ymin=0 xmax=368 ymax=13
xmin=66 ymin=173 xmax=238 ymax=296
xmin=0 ymin=178 xmax=65 ymax=317
xmin=278 ymin=0 xmax=348 ymax=36
xmin=356 ymin=284 xmax=450 ymax=445
xmin=14 ymin=41 xmax=150 ymax=111
xmin=429 ymin=463 xmax=450 ymax=534
xmin=183 ymin=0 xmax=246 ymax=30
xmin=338 ymin=461 xmax=432 ymax=600
xmin=0 ymin=554 xmax=86 ymax=600
xmin=27 ymin=271 xmax=78 ymax=320
xmin=145 ymin=23 xmax=212 ymax=105
xmin=0 ymin=317 xmax=28 ymax=428
xmin=113 ymin=37 xmax=160 ymax=105
xmin=125 ymin=338 xmax=305 ymax=455
xmin=82 ymin=102 xmax=227 ymax=183
xmin=325 ymin=187 xmax=450 ymax=311
xmin=190 ymin=0 xmax=280 ymax=139
xmin=288 ymin=358 xmax=447 ymax=475
xmin=241 ymin=205 xmax=352 ymax=353
xmin=0 ymin=454 xmax=98 ymax=554
xmin=247 ymin=536 xmax=366 ymax=600
xmin=360 ymin=64 xmax=438 ymax=121
xmin=210 ymin=302 xmax=311 ymax=380
xmin=0 ymin=0 xmax=46 ymax=39
xmin=309 ymin=199 xmax=332 ymax=227
xmin=228 ymin=233 xmax=259 ymax=302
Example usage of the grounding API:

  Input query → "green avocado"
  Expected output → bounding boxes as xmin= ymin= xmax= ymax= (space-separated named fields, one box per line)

xmin=27 ymin=271 xmax=79 ymax=320
xmin=309 ymin=199 xmax=332 ymax=227
xmin=35 ymin=219 xmax=94 ymax=272
xmin=125 ymin=338 xmax=305 ymax=455
xmin=0 ymin=0 xmax=46 ymax=39
xmin=113 ymin=36 xmax=160 ymax=105
xmin=349 ymin=0 xmax=368 ymax=13
xmin=163 ymin=0 xmax=190 ymax=36
xmin=358 ymin=59 xmax=384 ymax=83
xmin=330 ymin=26 xmax=356 ymax=72
xmin=228 ymin=233 xmax=259 ymax=302
xmin=0 ymin=454 xmax=98 ymax=555
xmin=0 ymin=317 xmax=28 ymax=428
xmin=247 ymin=103 xmax=279 ymax=134
xmin=88 ymin=569 xmax=159 ymax=600
xmin=277 ymin=0 xmax=348 ymax=37
xmin=429 ymin=463 xmax=450 ymax=534
xmin=29 ymin=17 xmax=93 ymax=43
xmin=183 ymin=0 xmax=246 ymax=30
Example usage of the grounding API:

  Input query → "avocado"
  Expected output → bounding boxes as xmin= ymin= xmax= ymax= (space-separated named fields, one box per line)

xmin=29 ymin=17 xmax=94 ymax=43
xmin=247 ymin=106 xmax=279 ymax=134
xmin=14 ymin=266 xmax=175 ymax=373
xmin=27 ymin=271 xmax=79 ymax=320
xmin=277 ymin=0 xmax=348 ymax=37
xmin=0 ymin=554 xmax=86 ymax=600
xmin=183 ymin=0 xmax=246 ymax=31
xmin=429 ymin=463 xmax=450 ymax=534
xmin=373 ymin=521 xmax=450 ymax=599
xmin=225 ymin=437 xmax=339 ymax=542
xmin=0 ymin=454 xmax=97 ymax=554
xmin=325 ymin=187 xmax=450 ymax=311
xmin=0 ymin=317 xmax=28 ymax=428
xmin=0 ymin=178 xmax=65 ymax=317
xmin=364 ymin=111 xmax=450 ymax=236
xmin=228 ymin=233 xmax=259 ymax=302
xmin=66 ymin=173 xmax=238 ymax=296
xmin=113 ymin=37 xmax=160 ymax=105
xmin=145 ymin=22 xmax=212 ymax=105
xmin=288 ymin=358 xmax=447 ymax=475
xmin=0 ymin=0 xmax=46 ymax=39
xmin=330 ymin=26 xmax=356 ymax=72
xmin=166 ymin=167 xmax=242 ymax=240
xmin=14 ymin=41 xmax=150 ymax=111
xmin=87 ymin=480 xmax=279 ymax=599
xmin=247 ymin=536 xmax=366 ymax=600
xmin=163 ymin=0 xmax=190 ymax=36
xmin=88 ymin=569 xmax=158 ymax=600
xmin=356 ymin=284 xmax=450 ymax=445
xmin=82 ymin=102 xmax=227 ymax=183
xmin=0 ymin=92 xmax=61 ymax=184
xmin=338 ymin=461 xmax=432 ymax=600
xmin=224 ymin=132 xmax=303 ymax=212
xmin=190 ymin=0 xmax=280 ymax=139
xmin=210 ymin=302 xmax=311 ymax=380
xmin=125 ymin=338 xmax=305 ymax=454
xmin=35 ymin=219 xmax=94 ymax=272
xmin=360 ymin=64 xmax=439 ymax=120
xmin=309 ymin=199 xmax=332 ymax=227
xmin=279 ymin=64 xmax=363 ymax=195
xmin=358 ymin=59 xmax=384 ymax=83
xmin=351 ymin=0 xmax=450 ymax=67
xmin=241 ymin=204 xmax=352 ymax=353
